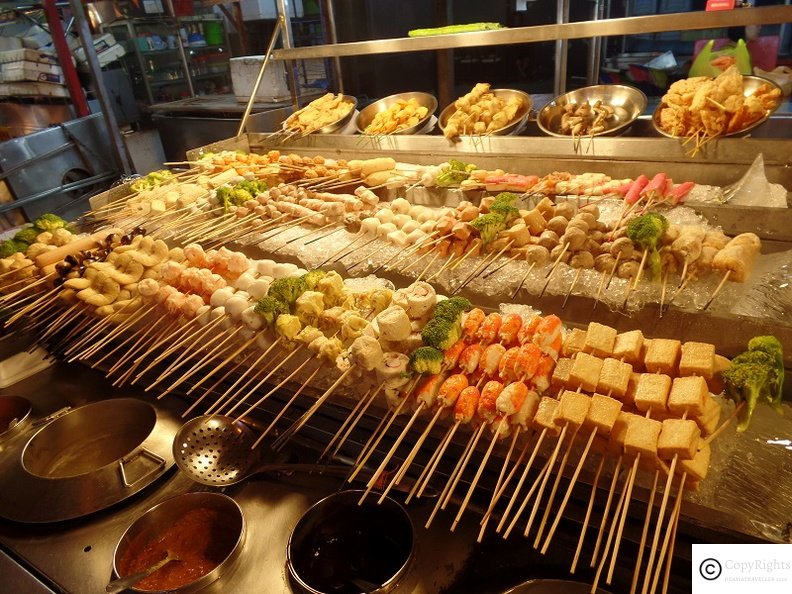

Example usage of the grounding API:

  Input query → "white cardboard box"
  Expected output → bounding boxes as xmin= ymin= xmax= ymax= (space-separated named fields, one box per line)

xmin=0 ymin=81 xmax=69 ymax=98
xmin=0 ymin=48 xmax=59 ymax=65
xmin=239 ymin=0 xmax=303 ymax=21
xmin=230 ymin=55 xmax=290 ymax=102
xmin=73 ymin=33 xmax=123 ymax=64
xmin=0 ymin=60 xmax=64 ymax=84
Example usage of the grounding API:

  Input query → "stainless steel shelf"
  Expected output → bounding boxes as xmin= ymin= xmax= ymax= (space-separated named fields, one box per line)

xmin=272 ymin=6 xmax=792 ymax=61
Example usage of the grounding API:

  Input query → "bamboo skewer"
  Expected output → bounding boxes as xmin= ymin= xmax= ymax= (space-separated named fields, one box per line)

xmin=630 ymin=470 xmax=660 ymax=594
xmin=477 ymin=426 xmax=522 ymax=542
xmin=570 ymin=455 xmax=605 ymax=574
xmin=562 ymin=267 xmax=583 ymax=308
xmin=702 ymin=269 xmax=731 ymax=310
xmin=589 ymin=456 xmax=624 ymax=568
xmin=522 ymin=424 xmax=570 ymax=538
xmin=319 ymin=384 xmax=378 ymax=462
xmin=652 ymin=474 xmax=685 ymax=594
xmin=622 ymin=248 xmax=649 ymax=309
xmin=501 ymin=455 xmax=554 ymax=539
xmin=511 ymin=261 xmax=537 ymax=300
xmin=494 ymin=427 xmax=548 ymax=533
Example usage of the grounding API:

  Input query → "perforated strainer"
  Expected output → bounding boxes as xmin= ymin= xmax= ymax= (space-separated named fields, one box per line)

xmin=173 ymin=415 xmax=357 ymax=487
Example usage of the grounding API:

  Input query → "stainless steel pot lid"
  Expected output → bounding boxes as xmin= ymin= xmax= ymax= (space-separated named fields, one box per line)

xmin=501 ymin=579 xmax=612 ymax=594
xmin=0 ymin=397 xmax=181 ymax=523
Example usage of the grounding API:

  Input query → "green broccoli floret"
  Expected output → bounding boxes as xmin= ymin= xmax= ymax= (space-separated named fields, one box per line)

xmin=493 ymin=192 xmax=518 ymax=206
xmin=267 ymin=277 xmax=308 ymax=308
xmin=409 ymin=346 xmax=444 ymax=375
xmin=723 ymin=355 xmax=774 ymax=433
xmin=301 ymin=269 xmax=327 ymax=290
xmin=421 ymin=317 xmax=462 ymax=350
xmin=13 ymin=226 xmax=40 ymax=245
xmin=216 ymin=186 xmax=234 ymax=213
xmin=253 ymin=296 xmax=289 ymax=326
xmin=0 ymin=239 xmax=28 ymax=257
xmin=32 ymin=213 xmax=69 ymax=232
xmin=626 ymin=213 xmax=669 ymax=280
xmin=489 ymin=202 xmax=520 ymax=222
xmin=231 ymin=188 xmax=253 ymax=206
xmin=433 ymin=296 xmax=472 ymax=322
xmin=747 ymin=335 xmax=784 ymax=410
xmin=470 ymin=212 xmax=506 ymax=245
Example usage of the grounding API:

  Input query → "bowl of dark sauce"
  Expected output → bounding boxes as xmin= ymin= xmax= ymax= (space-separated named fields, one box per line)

xmin=287 ymin=490 xmax=414 ymax=594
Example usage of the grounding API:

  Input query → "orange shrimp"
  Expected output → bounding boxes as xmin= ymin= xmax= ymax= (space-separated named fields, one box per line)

xmin=517 ymin=314 xmax=542 ymax=344
xmin=443 ymin=339 xmax=467 ymax=370
xmin=495 ymin=380 xmax=529 ymax=416
xmin=515 ymin=342 xmax=542 ymax=381
xmin=532 ymin=314 xmax=563 ymax=359
xmin=436 ymin=373 xmax=469 ymax=408
xmin=462 ymin=308 xmax=486 ymax=341
xmin=498 ymin=313 xmax=523 ymax=346
xmin=417 ymin=374 xmax=445 ymax=408
xmin=478 ymin=343 xmax=506 ymax=377
xmin=458 ymin=343 xmax=483 ymax=375
xmin=454 ymin=386 xmax=480 ymax=424
xmin=530 ymin=353 xmax=556 ymax=394
xmin=512 ymin=388 xmax=540 ymax=428
xmin=476 ymin=312 xmax=502 ymax=345
xmin=498 ymin=347 xmax=521 ymax=383
xmin=477 ymin=380 xmax=503 ymax=424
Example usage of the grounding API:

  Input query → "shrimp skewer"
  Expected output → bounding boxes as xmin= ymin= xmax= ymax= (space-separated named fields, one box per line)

xmin=462 ymin=307 xmax=486 ymax=342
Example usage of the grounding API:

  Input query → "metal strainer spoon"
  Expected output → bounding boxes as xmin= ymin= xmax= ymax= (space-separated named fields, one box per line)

xmin=172 ymin=415 xmax=347 ymax=487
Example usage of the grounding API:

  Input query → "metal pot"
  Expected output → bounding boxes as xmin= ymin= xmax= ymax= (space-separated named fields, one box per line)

xmin=0 ymin=395 xmax=32 ymax=442
xmin=287 ymin=490 xmax=414 ymax=594
xmin=112 ymin=492 xmax=245 ymax=593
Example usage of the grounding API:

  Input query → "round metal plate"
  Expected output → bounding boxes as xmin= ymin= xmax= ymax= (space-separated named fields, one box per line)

xmin=356 ymin=91 xmax=438 ymax=135
xmin=284 ymin=94 xmax=358 ymax=135
xmin=537 ymin=84 xmax=647 ymax=138
xmin=439 ymin=88 xmax=533 ymax=137
xmin=652 ymin=74 xmax=782 ymax=138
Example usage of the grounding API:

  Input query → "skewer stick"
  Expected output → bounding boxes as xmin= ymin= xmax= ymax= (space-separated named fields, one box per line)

xmin=659 ymin=476 xmax=684 ymax=594
xmin=570 ymin=455 xmax=605 ymax=574
xmin=144 ymin=317 xmax=229 ymax=380
xmin=501 ymin=454 xmax=554 ymax=539
xmin=622 ymin=248 xmax=648 ymax=308
xmin=605 ymin=252 xmax=622 ymax=290
xmin=252 ymin=363 xmax=322 ymax=447
xmin=630 ymin=470 xmax=660 ymax=594
xmin=511 ymin=261 xmax=537 ymax=300
xmin=359 ymin=402 xmax=426 ymax=503
xmin=447 ymin=244 xmax=482 ymax=272
xmin=477 ymin=426 xmax=522 ymax=542
xmin=383 ymin=406 xmax=444 ymax=496
xmin=495 ymin=428 xmax=548 ymax=533
xmin=664 ymin=271 xmax=692 ymax=314
xmin=455 ymin=240 xmax=515 ymax=293
xmin=677 ymin=260 xmax=688 ymax=289
xmin=521 ymin=424 xmax=569 ymax=537
xmin=316 ymin=232 xmax=365 ymax=267
xmin=174 ymin=334 xmax=258 ymax=400
xmin=4 ymin=286 xmax=61 ymax=326
xmin=346 ymin=390 xmax=413 ymax=482
xmin=648 ymin=473 xmax=687 ymax=594
xmin=236 ymin=356 xmax=316 ymax=423
xmin=592 ymin=269 xmax=608 ymax=310
xmin=702 ymin=269 xmax=731 ymax=310
xmin=452 ymin=419 xmax=507 ymax=530
xmin=562 ymin=267 xmax=583 ymax=308
xmin=183 ymin=351 xmax=257 ymax=412
xmin=540 ymin=427 xmax=598 ymax=552
xmin=195 ymin=338 xmax=279 ymax=402
xmin=319 ymin=383 xmax=380 ymax=462
xmin=304 ymin=226 xmax=344 ymax=246
xmin=658 ymin=269 xmax=670 ymax=318
xmin=415 ymin=251 xmax=442 ymax=283
xmin=590 ymin=456 xmax=624 ymax=567
xmin=481 ymin=253 xmax=521 ymax=279
xmin=271 ymin=222 xmax=337 ymax=253
xmin=107 ymin=318 xmax=180 ymax=379
xmin=408 ymin=422 xmax=458 ymax=503
xmin=272 ymin=367 xmax=354 ymax=450
xmin=424 ymin=253 xmax=459 ymax=283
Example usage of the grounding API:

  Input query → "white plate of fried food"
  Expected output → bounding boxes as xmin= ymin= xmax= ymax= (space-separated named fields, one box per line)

xmin=283 ymin=93 xmax=358 ymax=136
xmin=439 ymin=83 xmax=532 ymax=139
xmin=653 ymin=65 xmax=782 ymax=153
xmin=356 ymin=92 xmax=437 ymax=135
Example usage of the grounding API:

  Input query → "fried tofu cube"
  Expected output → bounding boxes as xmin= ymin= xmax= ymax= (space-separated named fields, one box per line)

xmin=597 ymin=358 xmax=633 ymax=398
xmin=583 ymin=322 xmax=617 ymax=358
xmin=533 ymin=397 xmax=560 ymax=435
xmin=637 ymin=339 xmax=652 ymax=372
xmin=607 ymin=411 xmax=634 ymax=455
xmin=522 ymin=207 xmax=546 ymax=235
xmin=695 ymin=393 xmax=722 ymax=436
xmin=707 ymin=354 xmax=731 ymax=394
xmin=624 ymin=372 xmax=641 ymax=405
xmin=554 ymin=390 xmax=591 ymax=428
xmin=585 ymin=393 xmax=623 ymax=435
xmin=624 ymin=416 xmax=662 ymax=459
xmin=668 ymin=376 xmax=707 ymax=417
xmin=657 ymin=419 xmax=701 ymax=460
xmin=613 ymin=330 xmax=644 ymax=365
xmin=569 ymin=352 xmax=603 ymax=393
xmin=634 ymin=373 xmax=672 ymax=413
xmin=679 ymin=342 xmax=716 ymax=379
xmin=551 ymin=358 xmax=574 ymax=392
xmin=679 ymin=439 xmax=711 ymax=482
xmin=562 ymin=328 xmax=587 ymax=357
xmin=643 ymin=338 xmax=681 ymax=375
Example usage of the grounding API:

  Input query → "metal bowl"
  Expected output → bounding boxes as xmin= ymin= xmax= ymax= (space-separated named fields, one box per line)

xmin=439 ymin=88 xmax=533 ymax=137
xmin=501 ymin=578 xmax=612 ymax=594
xmin=356 ymin=92 xmax=438 ymax=135
xmin=287 ymin=490 xmax=414 ymax=594
xmin=537 ymin=84 xmax=647 ymax=138
xmin=286 ymin=94 xmax=358 ymax=135
xmin=0 ymin=395 xmax=32 ymax=442
xmin=113 ymin=492 xmax=245 ymax=594
xmin=652 ymin=74 xmax=782 ymax=138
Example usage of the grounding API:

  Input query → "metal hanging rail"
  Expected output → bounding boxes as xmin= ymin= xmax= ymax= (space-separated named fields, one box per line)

xmin=271 ymin=5 xmax=792 ymax=61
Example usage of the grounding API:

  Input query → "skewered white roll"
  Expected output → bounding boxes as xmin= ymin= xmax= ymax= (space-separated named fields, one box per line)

xmin=390 ymin=197 xmax=411 ymax=215
xmin=375 ymin=208 xmax=395 ymax=224
xmin=241 ymin=306 xmax=263 ymax=330
xmin=348 ymin=335 xmax=384 ymax=371
xmin=376 ymin=305 xmax=411 ymax=342
xmin=361 ymin=217 xmax=380 ymax=235
xmin=387 ymin=230 xmax=409 ymax=247
xmin=401 ymin=220 xmax=420 ymax=234
xmin=375 ymin=352 xmax=410 ymax=388
xmin=393 ymin=214 xmax=412 ymax=228
xmin=404 ymin=281 xmax=436 ymax=319
xmin=377 ymin=222 xmax=398 ymax=238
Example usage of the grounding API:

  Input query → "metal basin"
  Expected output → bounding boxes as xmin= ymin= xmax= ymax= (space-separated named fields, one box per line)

xmin=439 ymin=88 xmax=533 ymax=137
xmin=113 ymin=492 xmax=245 ymax=593
xmin=287 ymin=490 xmax=414 ymax=594
xmin=537 ymin=84 xmax=647 ymax=138
xmin=356 ymin=92 xmax=437 ymax=135
xmin=0 ymin=395 xmax=32 ymax=442
xmin=22 ymin=398 xmax=156 ymax=479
